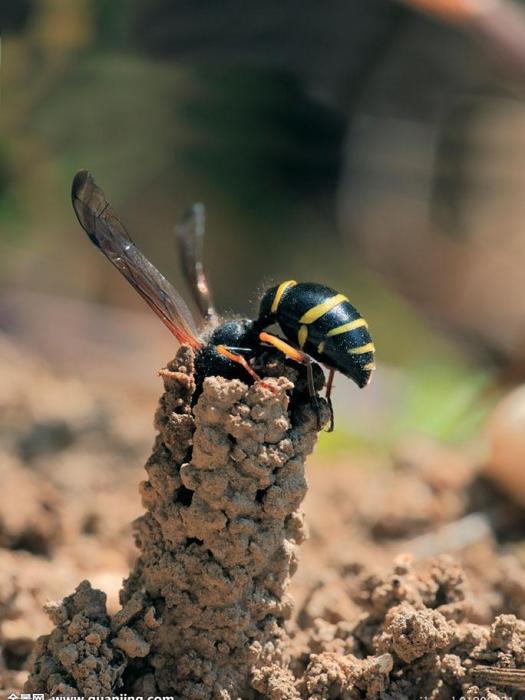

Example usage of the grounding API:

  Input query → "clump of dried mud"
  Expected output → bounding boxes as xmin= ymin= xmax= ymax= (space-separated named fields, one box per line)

xmin=25 ymin=345 xmax=330 ymax=699
xmin=288 ymin=555 xmax=525 ymax=699
xmin=117 ymin=347 xmax=326 ymax=699
xmin=3 ymin=334 xmax=525 ymax=699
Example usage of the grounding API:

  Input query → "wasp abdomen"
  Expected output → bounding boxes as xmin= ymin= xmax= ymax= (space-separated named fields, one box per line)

xmin=267 ymin=282 xmax=375 ymax=388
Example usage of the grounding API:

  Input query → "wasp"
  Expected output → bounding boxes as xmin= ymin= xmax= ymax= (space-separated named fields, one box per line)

xmin=71 ymin=170 xmax=375 ymax=430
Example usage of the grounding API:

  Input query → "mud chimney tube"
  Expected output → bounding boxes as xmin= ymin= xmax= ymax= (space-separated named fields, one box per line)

xmin=100 ymin=344 xmax=326 ymax=700
xmin=25 ymin=346 xmax=327 ymax=698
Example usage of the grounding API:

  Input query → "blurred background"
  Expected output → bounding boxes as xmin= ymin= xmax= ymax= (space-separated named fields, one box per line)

xmin=7 ymin=6 xmax=525 ymax=691
xmin=3 ymin=0 xmax=525 ymax=453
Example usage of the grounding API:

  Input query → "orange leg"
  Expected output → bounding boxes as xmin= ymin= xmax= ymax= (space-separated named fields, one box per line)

xmin=259 ymin=331 xmax=327 ymax=428
xmin=259 ymin=331 xmax=306 ymax=363
xmin=216 ymin=345 xmax=260 ymax=382
xmin=216 ymin=345 xmax=278 ymax=393
xmin=259 ymin=331 xmax=316 ymax=396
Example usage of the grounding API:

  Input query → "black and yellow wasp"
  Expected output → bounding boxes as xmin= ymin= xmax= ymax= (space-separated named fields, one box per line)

xmin=71 ymin=171 xmax=375 ymax=430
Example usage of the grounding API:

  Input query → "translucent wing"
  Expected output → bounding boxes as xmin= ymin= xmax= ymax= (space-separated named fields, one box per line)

xmin=176 ymin=203 xmax=218 ymax=326
xmin=71 ymin=170 xmax=202 ymax=349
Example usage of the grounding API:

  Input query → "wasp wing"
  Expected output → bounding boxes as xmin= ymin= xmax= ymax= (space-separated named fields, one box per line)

xmin=71 ymin=170 xmax=202 ymax=349
xmin=176 ymin=203 xmax=218 ymax=326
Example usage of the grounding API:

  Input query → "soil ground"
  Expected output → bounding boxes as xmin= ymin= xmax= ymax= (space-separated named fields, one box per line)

xmin=2 ymin=330 xmax=525 ymax=698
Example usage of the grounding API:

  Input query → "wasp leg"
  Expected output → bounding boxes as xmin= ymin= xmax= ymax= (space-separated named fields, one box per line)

xmin=215 ymin=345 xmax=278 ymax=393
xmin=325 ymin=368 xmax=335 ymax=433
xmin=258 ymin=331 xmax=324 ymax=429
xmin=216 ymin=345 xmax=260 ymax=381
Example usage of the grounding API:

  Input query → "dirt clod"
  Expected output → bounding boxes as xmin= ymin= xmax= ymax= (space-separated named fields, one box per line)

xmin=24 ymin=580 xmax=125 ymax=697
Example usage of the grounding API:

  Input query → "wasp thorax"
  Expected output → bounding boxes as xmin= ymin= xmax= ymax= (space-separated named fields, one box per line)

xmin=209 ymin=319 xmax=256 ymax=347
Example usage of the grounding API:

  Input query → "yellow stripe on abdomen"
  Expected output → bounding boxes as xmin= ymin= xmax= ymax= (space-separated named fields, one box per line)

xmin=271 ymin=280 xmax=297 ymax=314
xmin=298 ymin=324 xmax=308 ymax=349
xmin=299 ymin=293 xmax=348 ymax=325
xmin=326 ymin=317 xmax=368 ymax=337
xmin=348 ymin=342 xmax=375 ymax=355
